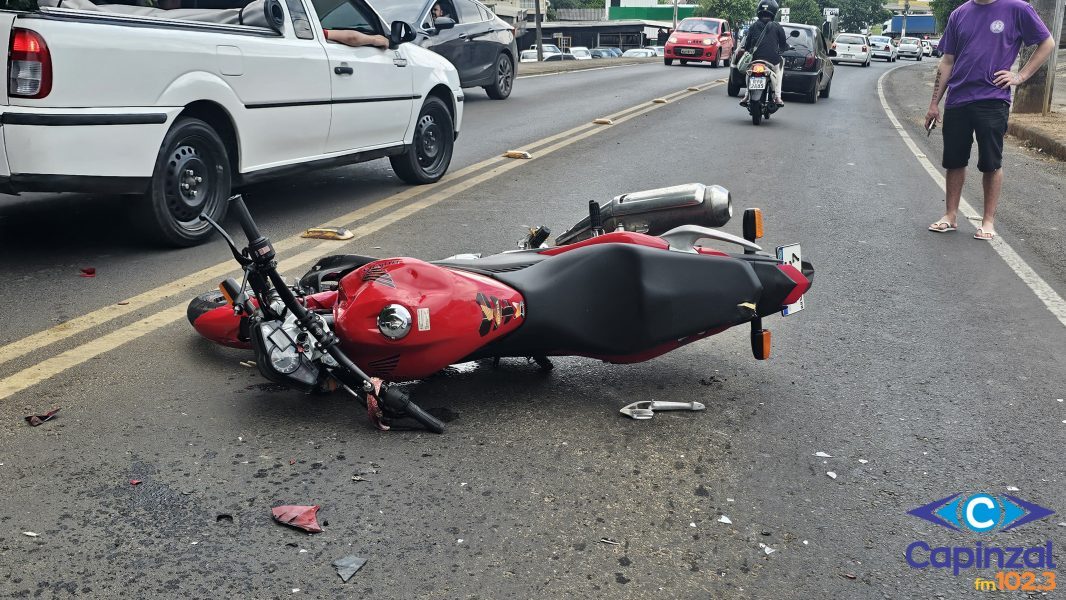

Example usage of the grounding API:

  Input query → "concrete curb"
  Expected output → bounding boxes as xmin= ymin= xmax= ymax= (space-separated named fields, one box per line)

xmin=1007 ymin=119 xmax=1066 ymax=162
xmin=516 ymin=57 xmax=660 ymax=77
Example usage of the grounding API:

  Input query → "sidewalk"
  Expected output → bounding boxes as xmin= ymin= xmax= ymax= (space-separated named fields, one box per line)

xmin=1007 ymin=48 xmax=1066 ymax=162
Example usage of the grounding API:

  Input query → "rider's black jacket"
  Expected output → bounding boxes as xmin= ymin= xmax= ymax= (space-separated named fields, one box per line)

xmin=743 ymin=19 xmax=789 ymax=65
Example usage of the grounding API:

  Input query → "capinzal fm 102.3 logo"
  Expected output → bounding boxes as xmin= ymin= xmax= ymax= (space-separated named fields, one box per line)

xmin=905 ymin=492 xmax=1057 ymax=591
xmin=909 ymin=492 xmax=1054 ymax=533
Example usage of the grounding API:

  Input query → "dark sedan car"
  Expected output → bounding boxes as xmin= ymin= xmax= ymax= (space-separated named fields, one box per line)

xmin=376 ymin=0 xmax=519 ymax=99
xmin=728 ymin=23 xmax=834 ymax=103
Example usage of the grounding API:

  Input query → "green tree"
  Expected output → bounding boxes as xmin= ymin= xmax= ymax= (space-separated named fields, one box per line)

xmin=929 ymin=0 xmax=966 ymax=30
xmin=693 ymin=0 xmax=757 ymax=32
xmin=781 ymin=0 xmax=822 ymax=25
xmin=834 ymin=0 xmax=891 ymax=32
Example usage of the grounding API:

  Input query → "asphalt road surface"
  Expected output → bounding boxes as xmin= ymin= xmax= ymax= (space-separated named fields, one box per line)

xmin=1 ymin=58 xmax=1064 ymax=599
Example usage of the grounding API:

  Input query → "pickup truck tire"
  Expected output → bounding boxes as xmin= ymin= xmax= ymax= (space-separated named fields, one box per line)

xmin=390 ymin=97 xmax=453 ymax=185
xmin=139 ymin=117 xmax=231 ymax=247
xmin=484 ymin=54 xmax=514 ymax=100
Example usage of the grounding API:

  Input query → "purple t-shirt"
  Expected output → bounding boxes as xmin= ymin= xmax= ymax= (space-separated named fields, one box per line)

xmin=938 ymin=0 xmax=1051 ymax=107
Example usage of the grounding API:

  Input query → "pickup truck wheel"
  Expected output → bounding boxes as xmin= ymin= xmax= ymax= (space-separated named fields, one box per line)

xmin=484 ymin=54 xmax=514 ymax=100
xmin=390 ymin=97 xmax=454 ymax=184
xmin=140 ymin=118 xmax=231 ymax=247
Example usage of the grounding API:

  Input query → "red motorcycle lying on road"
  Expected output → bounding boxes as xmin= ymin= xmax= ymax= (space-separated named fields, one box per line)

xmin=189 ymin=186 xmax=813 ymax=433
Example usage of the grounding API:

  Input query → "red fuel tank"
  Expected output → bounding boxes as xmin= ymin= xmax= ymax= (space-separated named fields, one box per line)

xmin=334 ymin=258 xmax=525 ymax=381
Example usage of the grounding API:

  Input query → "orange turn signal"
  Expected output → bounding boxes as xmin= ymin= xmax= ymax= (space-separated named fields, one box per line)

xmin=752 ymin=329 xmax=771 ymax=360
xmin=743 ymin=208 xmax=764 ymax=241
xmin=752 ymin=63 xmax=767 ymax=74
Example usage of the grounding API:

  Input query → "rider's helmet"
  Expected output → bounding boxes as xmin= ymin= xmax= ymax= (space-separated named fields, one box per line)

xmin=756 ymin=0 xmax=778 ymax=19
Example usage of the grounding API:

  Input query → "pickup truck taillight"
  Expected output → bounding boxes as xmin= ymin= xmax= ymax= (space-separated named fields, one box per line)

xmin=9 ymin=29 xmax=52 ymax=99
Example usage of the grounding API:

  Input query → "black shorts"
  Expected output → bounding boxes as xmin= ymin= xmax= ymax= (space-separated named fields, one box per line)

xmin=942 ymin=100 xmax=1009 ymax=173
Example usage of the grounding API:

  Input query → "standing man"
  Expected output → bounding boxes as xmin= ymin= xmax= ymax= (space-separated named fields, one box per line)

xmin=925 ymin=0 xmax=1054 ymax=240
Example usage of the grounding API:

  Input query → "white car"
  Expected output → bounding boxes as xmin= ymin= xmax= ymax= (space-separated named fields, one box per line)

xmin=1 ymin=0 xmax=464 ymax=246
xmin=868 ymin=35 xmax=897 ymax=62
xmin=529 ymin=43 xmax=562 ymax=58
xmin=649 ymin=45 xmax=665 ymax=57
xmin=520 ymin=49 xmax=540 ymax=62
xmin=831 ymin=33 xmax=871 ymax=67
xmin=622 ymin=48 xmax=657 ymax=58
xmin=569 ymin=46 xmax=593 ymax=60
xmin=898 ymin=37 xmax=924 ymax=60
xmin=921 ymin=40 xmax=933 ymax=56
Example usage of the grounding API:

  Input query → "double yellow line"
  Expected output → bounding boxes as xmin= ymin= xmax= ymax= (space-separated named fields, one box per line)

xmin=0 ymin=81 xmax=721 ymax=400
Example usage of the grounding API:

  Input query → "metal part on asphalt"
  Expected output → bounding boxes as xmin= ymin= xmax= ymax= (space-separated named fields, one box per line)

xmin=620 ymin=400 xmax=706 ymax=420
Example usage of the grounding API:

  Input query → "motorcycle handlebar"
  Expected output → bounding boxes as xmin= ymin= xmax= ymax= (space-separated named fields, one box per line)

xmin=229 ymin=195 xmax=263 ymax=243
xmin=380 ymin=386 xmax=445 ymax=434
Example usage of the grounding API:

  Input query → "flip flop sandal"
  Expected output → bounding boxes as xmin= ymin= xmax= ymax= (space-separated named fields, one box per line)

xmin=973 ymin=227 xmax=996 ymax=240
xmin=928 ymin=220 xmax=957 ymax=233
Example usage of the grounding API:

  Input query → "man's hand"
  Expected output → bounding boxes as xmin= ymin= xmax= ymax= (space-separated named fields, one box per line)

xmin=925 ymin=105 xmax=941 ymax=130
xmin=993 ymin=69 xmax=1023 ymax=89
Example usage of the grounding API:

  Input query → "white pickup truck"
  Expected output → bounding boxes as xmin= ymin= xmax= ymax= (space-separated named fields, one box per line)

xmin=0 ymin=0 xmax=463 ymax=245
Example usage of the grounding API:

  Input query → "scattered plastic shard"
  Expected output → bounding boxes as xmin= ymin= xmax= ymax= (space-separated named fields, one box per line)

xmin=717 ymin=515 xmax=732 ymax=524
xmin=1007 ymin=486 xmax=1020 ymax=491
xmin=272 ymin=505 xmax=323 ymax=533
xmin=826 ymin=472 xmax=837 ymax=479
xmin=857 ymin=459 xmax=869 ymax=464
xmin=216 ymin=514 xmax=233 ymax=523
xmin=79 ymin=267 xmax=96 ymax=278
xmin=759 ymin=543 xmax=776 ymax=555
xmin=841 ymin=573 xmax=857 ymax=580
xmin=333 ymin=555 xmax=368 ymax=582
xmin=814 ymin=452 xmax=832 ymax=458
xmin=129 ymin=479 xmax=142 ymax=486
xmin=689 ymin=522 xmax=697 ymax=528
xmin=117 ymin=300 xmax=130 ymax=306
xmin=239 ymin=361 xmax=256 ymax=368
xmin=25 ymin=408 xmax=60 ymax=427
xmin=503 ymin=150 xmax=532 ymax=159
xmin=652 ymin=98 xmax=667 ymax=104
xmin=726 ymin=498 xmax=735 ymax=503
xmin=351 ymin=475 xmax=367 ymax=482
xmin=598 ymin=537 xmax=621 ymax=545
xmin=593 ymin=118 xmax=614 ymax=125
xmin=22 ymin=531 xmax=38 ymax=537
xmin=300 ymin=227 xmax=354 ymax=241
xmin=803 ymin=540 xmax=809 ymax=545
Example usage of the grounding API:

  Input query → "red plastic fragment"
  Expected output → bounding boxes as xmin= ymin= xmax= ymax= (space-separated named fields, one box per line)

xmin=25 ymin=408 xmax=61 ymax=426
xmin=289 ymin=459 xmax=296 ymax=466
xmin=271 ymin=505 xmax=323 ymax=533
xmin=130 ymin=480 xmax=142 ymax=486
xmin=79 ymin=267 xmax=96 ymax=278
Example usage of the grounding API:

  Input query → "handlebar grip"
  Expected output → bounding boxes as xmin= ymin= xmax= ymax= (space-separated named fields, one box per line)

xmin=380 ymin=386 xmax=445 ymax=434
xmin=229 ymin=195 xmax=263 ymax=242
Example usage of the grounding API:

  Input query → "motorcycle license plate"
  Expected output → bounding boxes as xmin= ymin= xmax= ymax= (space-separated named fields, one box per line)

xmin=776 ymin=244 xmax=805 ymax=316
xmin=748 ymin=77 xmax=766 ymax=90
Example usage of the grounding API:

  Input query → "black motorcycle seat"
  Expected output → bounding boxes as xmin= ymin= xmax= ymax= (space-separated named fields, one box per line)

xmin=482 ymin=243 xmax=764 ymax=357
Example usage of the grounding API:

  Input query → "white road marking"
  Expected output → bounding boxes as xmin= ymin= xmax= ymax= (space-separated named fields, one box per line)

xmin=877 ymin=66 xmax=1066 ymax=328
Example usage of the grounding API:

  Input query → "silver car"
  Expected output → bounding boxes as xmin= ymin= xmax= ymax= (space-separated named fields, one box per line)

xmin=868 ymin=35 xmax=897 ymax=62
xmin=898 ymin=37 xmax=923 ymax=60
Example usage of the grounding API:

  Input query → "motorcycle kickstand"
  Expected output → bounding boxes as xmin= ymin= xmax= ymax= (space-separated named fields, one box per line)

xmin=531 ymin=356 xmax=554 ymax=371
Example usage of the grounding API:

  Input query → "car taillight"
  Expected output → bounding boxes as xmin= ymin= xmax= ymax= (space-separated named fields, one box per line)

xmin=830 ymin=42 xmax=837 ymax=49
xmin=9 ymin=28 xmax=52 ymax=99
xmin=884 ymin=45 xmax=890 ymax=50
xmin=861 ymin=45 xmax=868 ymax=52
xmin=804 ymin=54 xmax=815 ymax=69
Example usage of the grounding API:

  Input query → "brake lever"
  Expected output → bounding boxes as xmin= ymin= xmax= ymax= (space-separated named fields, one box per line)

xmin=200 ymin=213 xmax=252 ymax=266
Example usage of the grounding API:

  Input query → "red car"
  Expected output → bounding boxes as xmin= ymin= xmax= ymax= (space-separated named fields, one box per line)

xmin=665 ymin=17 xmax=734 ymax=67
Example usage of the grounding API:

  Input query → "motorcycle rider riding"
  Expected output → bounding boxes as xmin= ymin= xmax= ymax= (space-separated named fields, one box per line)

xmin=740 ymin=0 xmax=789 ymax=106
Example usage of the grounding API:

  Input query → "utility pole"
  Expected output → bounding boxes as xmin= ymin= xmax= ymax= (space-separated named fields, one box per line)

xmin=673 ymin=0 xmax=679 ymax=30
xmin=1013 ymin=0 xmax=1064 ymax=114
xmin=901 ymin=0 xmax=909 ymax=38
xmin=535 ymin=0 xmax=544 ymax=61
xmin=604 ymin=0 xmax=609 ymax=21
